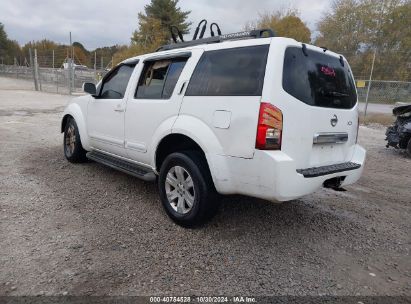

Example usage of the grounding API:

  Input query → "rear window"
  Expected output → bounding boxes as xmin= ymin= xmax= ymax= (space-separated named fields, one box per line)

xmin=283 ymin=46 xmax=357 ymax=109
xmin=186 ymin=45 xmax=269 ymax=96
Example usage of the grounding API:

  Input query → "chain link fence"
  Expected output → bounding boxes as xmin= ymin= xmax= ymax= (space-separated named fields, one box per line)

xmin=1 ymin=63 xmax=410 ymax=103
xmin=0 ymin=49 xmax=410 ymax=104
xmin=2 ymin=63 xmax=409 ymax=103
xmin=0 ymin=63 xmax=106 ymax=94
xmin=356 ymin=80 xmax=411 ymax=104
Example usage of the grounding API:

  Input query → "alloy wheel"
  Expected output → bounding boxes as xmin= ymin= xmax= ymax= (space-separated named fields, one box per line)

xmin=65 ymin=124 xmax=76 ymax=156
xmin=165 ymin=165 xmax=195 ymax=214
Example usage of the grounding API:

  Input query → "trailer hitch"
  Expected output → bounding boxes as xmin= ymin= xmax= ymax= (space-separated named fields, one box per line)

xmin=323 ymin=176 xmax=347 ymax=191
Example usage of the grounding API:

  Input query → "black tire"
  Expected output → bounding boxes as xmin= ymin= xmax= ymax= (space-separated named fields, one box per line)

xmin=158 ymin=151 xmax=219 ymax=227
xmin=407 ymin=138 xmax=411 ymax=158
xmin=63 ymin=117 xmax=87 ymax=163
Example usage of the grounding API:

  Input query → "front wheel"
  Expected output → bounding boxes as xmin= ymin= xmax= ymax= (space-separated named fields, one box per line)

xmin=407 ymin=137 xmax=411 ymax=158
xmin=63 ymin=118 xmax=87 ymax=163
xmin=158 ymin=151 xmax=219 ymax=227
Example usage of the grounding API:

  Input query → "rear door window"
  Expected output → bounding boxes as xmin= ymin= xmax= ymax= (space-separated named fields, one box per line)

xmin=135 ymin=58 xmax=187 ymax=99
xmin=185 ymin=45 xmax=269 ymax=96
xmin=282 ymin=46 xmax=357 ymax=109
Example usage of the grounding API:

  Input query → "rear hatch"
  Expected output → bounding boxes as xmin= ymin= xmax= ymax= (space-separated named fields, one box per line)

xmin=268 ymin=42 xmax=359 ymax=169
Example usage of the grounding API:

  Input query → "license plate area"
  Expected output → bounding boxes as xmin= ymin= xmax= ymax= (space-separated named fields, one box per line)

xmin=313 ymin=132 xmax=348 ymax=144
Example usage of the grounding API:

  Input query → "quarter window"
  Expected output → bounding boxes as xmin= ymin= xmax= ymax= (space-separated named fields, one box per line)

xmin=185 ymin=45 xmax=269 ymax=96
xmin=135 ymin=58 xmax=187 ymax=99
xmin=99 ymin=64 xmax=135 ymax=99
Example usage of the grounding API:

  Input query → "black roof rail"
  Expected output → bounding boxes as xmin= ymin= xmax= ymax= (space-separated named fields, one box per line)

xmin=156 ymin=28 xmax=275 ymax=52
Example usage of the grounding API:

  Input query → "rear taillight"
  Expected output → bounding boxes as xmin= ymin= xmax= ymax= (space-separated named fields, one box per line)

xmin=255 ymin=102 xmax=283 ymax=150
xmin=355 ymin=114 xmax=360 ymax=143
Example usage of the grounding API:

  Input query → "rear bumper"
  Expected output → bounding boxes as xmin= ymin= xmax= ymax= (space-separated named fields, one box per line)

xmin=208 ymin=144 xmax=366 ymax=202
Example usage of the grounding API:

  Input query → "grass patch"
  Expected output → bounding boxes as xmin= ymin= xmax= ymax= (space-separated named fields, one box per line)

xmin=360 ymin=113 xmax=395 ymax=126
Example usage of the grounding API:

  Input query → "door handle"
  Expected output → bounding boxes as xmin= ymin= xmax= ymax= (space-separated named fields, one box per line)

xmin=178 ymin=81 xmax=188 ymax=95
xmin=114 ymin=104 xmax=124 ymax=112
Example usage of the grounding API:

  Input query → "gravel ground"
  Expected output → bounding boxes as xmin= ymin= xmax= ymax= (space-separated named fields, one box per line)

xmin=0 ymin=77 xmax=410 ymax=296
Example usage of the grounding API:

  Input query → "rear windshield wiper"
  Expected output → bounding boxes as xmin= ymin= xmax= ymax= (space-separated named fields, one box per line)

xmin=318 ymin=89 xmax=349 ymax=97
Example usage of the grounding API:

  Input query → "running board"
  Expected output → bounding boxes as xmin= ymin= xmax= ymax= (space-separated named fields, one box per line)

xmin=86 ymin=151 xmax=156 ymax=182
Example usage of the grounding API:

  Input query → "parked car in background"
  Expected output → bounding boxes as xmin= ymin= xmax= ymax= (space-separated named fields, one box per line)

xmin=62 ymin=61 xmax=88 ymax=71
xmin=386 ymin=104 xmax=411 ymax=157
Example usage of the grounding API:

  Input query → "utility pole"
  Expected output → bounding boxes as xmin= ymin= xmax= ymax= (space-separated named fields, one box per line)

xmin=71 ymin=33 xmax=75 ymax=91
xmin=34 ymin=49 xmax=41 ymax=91
xmin=29 ymin=48 xmax=38 ymax=91
xmin=72 ymin=32 xmax=75 ymax=93
xmin=53 ymin=49 xmax=57 ymax=92
xmin=71 ymin=37 xmax=74 ymax=63
xmin=94 ymin=51 xmax=97 ymax=83
xmin=68 ymin=31 xmax=72 ymax=95
xmin=364 ymin=52 xmax=376 ymax=118
xmin=14 ymin=57 xmax=18 ymax=78
xmin=364 ymin=0 xmax=385 ymax=118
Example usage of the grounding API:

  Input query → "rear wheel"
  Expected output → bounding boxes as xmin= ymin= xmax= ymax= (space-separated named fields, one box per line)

xmin=63 ymin=118 xmax=87 ymax=163
xmin=158 ymin=151 xmax=219 ymax=227
xmin=407 ymin=138 xmax=411 ymax=158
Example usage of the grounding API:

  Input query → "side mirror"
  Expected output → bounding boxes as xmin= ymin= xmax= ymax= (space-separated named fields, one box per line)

xmin=83 ymin=82 xmax=96 ymax=95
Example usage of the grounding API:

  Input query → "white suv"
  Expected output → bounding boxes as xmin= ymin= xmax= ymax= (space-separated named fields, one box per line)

xmin=61 ymin=30 xmax=366 ymax=226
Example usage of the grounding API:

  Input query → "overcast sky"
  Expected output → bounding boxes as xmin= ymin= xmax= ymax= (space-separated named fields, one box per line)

xmin=1 ymin=0 xmax=331 ymax=50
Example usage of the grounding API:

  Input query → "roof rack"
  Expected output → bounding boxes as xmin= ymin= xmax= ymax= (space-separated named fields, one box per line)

xmin=156 ymin=28 xmax=275 ymax=52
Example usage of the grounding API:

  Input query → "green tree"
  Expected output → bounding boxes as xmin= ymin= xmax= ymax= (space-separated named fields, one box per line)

xmin=315 ymin=0 xmax=411 ymax=81
xmin=372 ymin=1 xmax=411 ymax=80
xmin=132 ymin=0 xmax=191 ymax=46
xmin=0 ymin=22 xmax=23 ymax=65
xmin=131 ymin=17 xmax=168 ymax=52
xmin=114 ymin=18 xmax=167 ymax=65
xmin=0 ymin=23 xmax=9 ymax=62
xmin=92 ymin=45 xmax=123 ymax=69
xmin=6 ymin=40 xmax=22 ymax=63
xmin=0 ymin=23 xmax=7 ymax=47
xmin=316 ymin=0 xmax=365 ymax=53
xmin=72 ymin=42 xmax=89 ymax=66
xmin=245 ymin=9 xmax=311 ymax=43
xmin=22 ymin=39 xmax=60 ymax=67
xmin=115 ymin=0 xmax=191 ymax=65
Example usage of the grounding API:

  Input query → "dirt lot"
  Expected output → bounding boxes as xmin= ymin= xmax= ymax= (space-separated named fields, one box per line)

xmin=0 ymin=77 xmax=410 ymax=296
